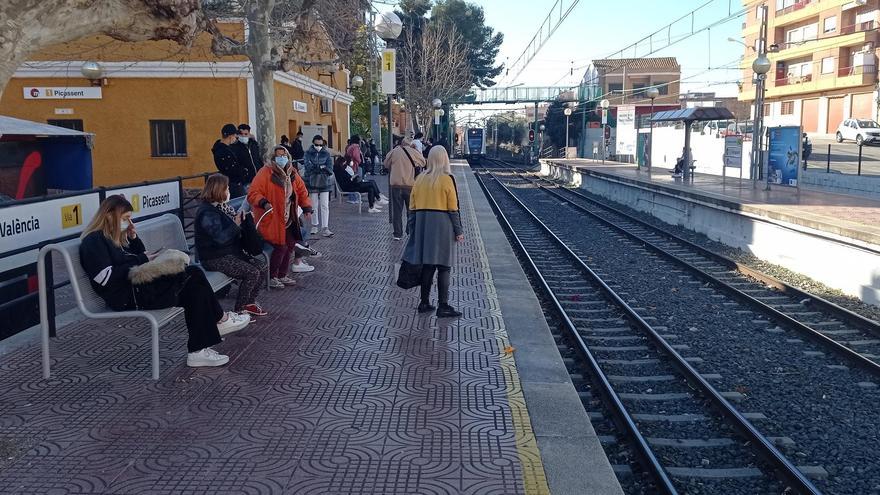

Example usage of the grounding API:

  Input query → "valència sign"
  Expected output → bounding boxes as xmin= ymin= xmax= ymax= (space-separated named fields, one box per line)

xmin=23 ymin=87 xmax=103 ymax=99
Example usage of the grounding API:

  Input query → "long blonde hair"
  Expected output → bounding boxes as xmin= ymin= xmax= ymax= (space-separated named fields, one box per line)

xmin=416 ymin=145 xmax=452 ymax=188
xmin=81 ymin=195 xmax=134 ymax=247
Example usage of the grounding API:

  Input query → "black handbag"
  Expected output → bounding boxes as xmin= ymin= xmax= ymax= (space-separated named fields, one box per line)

xmin=396 ymin=260 xmax=422 ymax=289
xmin=132 ymin=271 xmax=190 ymax=310
xmin=239 ymin=213 xmax=264 ymax=256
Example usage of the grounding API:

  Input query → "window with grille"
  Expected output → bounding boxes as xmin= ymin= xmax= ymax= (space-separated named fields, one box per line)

xmin=320 ymin=98 xmax=333 ymax=113
xmin=608 ymin=83 xmax=623 ymax=94
xmin=781 ymin=101 xmax=795 ymax=115
xmin=47 ymin=119 xmax=84 ymax=131
xmin=149 ymin=120 xmax=187 ymax=157
xmin=763 ymin=104 xmax=771 ymax=116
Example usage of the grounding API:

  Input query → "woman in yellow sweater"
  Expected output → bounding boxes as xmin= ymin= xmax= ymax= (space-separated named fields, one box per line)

xmin=403 ymin=146 xmax=464 ymax=318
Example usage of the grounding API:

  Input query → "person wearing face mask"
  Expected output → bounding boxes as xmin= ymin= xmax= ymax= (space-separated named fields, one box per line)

xmin=303 ymin=135 xmax=335 ymax=237
xmin=237 ymin=123 xmax=263 ymax=172
xmin=226 ymin=124 xmax=261 ymax=196
xmin=213 ymin=123 xmax=249 ymax=198
xmin=195 ymin=174 xmax=268 ymax=316
xmin=248 ymin=146 xmax=315 ymax=289
xmin=79 ymin=195 xmax=250 ymax=368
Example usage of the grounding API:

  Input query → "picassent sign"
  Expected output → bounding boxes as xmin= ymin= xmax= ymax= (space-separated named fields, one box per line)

xmin=105 ymin=181 xmax=180 ymax=220
xmin=0 ymin=193 xmax=102 ymax=271
xmin=23 ymin=87 xmax=103 ymax=100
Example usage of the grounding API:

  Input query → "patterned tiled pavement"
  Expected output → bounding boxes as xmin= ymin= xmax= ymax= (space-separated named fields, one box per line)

xmin=0 ymin=164 xmax=551 ymax=494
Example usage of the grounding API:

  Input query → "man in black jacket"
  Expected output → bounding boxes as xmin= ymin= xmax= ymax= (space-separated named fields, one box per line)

xmin=290 ymin=131 xmax=305 ymax=162
xmin=237 ymin=123 xmax=263 ymax=171
xmin=212 ymin=124 xmax=250 ymax=198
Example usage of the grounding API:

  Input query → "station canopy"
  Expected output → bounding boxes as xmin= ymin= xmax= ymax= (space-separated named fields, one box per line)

xmin=0 ymin=115 xmax=93 ymax=137
xmin=650 ymin=107 xmax=735 ymax=122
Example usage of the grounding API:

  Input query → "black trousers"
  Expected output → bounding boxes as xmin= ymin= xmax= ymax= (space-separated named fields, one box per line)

xmin=349 ymin=180 xmax=381 ymax=207
xmin=420 ymin=265 xmax=451 ymax=305
xmin=390 ymin=187 xmax=411 ymax=237
xmin=177 ymin=266 xmax=224 ymax=353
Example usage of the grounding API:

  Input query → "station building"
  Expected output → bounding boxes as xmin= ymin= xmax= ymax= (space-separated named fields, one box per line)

xmin=739 ymin=0 xmax=880 ymax=133
xmin=0 ymin=20 xmax=355 ymax=187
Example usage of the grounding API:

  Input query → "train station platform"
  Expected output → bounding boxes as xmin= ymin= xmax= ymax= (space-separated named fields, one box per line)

xmin=542 ymin=158 xmax=880 ymax=305
xmin=0 ymin=162 xmax=622 ymax=494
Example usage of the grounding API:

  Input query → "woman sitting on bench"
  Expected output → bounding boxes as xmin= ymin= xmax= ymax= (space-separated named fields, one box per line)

xmin=79 ymin=195 xmax=250 ymax=368
xmin=333 ymin=156 xmax=388 ymax=213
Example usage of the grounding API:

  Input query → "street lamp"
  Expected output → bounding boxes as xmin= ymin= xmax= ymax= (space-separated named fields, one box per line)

xmin=348 ymin=75 xmax=364 ymax=91
xmin=375 ymin=12 xmax=403 ymax=155
xmin=563 ymin=107 xmax=572 ymax=157
xmin=600 ymin=99 xmax=610 ymax=164
xmin=751 ymin=53 xmax=771 ymax=189
xmin=539 ymin=123 xmax=546 ymax=157
xmin=645 ymin=86 xmax=660 ymax=172
xmin=81 ymin=61 xmax=104 ymax=86
xmin=432 ymin=98 xmax=443 ymax=141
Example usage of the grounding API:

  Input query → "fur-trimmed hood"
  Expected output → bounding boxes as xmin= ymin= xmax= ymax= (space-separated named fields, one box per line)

xmin=127 ymin=249 xmax=190 ymax=285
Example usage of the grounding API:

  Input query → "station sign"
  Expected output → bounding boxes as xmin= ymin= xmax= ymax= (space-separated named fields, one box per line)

xmin=293 ymin=100 xmax=307 ymax=112
xmin=0 ymin=193 xmax=101 ymax=272
xmin=23 ymin=87 xmax=103 ymax=100
xmin=105 ymin=181 xmax=180 ymax=219
xmin=381 ymin=48 xmax=396 ymax=94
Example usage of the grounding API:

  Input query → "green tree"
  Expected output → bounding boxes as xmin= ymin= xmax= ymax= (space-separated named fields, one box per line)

xmin=544 ymin=99 xmax=581 ymax=149
xmin=432 ymin=0 xmax=504 ymax=88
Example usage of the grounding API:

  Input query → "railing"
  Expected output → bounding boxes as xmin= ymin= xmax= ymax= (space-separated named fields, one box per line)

xmin=775 ymin=73 xmax=813 ymax=86
xmin=0 ymin=173 xmax=215 ymax=341
xmin=841 ymin=20 xmax=874 ymax=35
xmin=776 ymin=0 xmax=813 ymax=15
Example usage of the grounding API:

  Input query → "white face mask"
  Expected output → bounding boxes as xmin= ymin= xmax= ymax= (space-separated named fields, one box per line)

xmin=314 ymin=145 xmax=323 ymax=152
xmin=225 ymin=191 xmax=231 ymax=203
xmin=120 ymin=220 xmax=130 ymax=231
xmin=238 ymin=136 xmax=250 ymax=144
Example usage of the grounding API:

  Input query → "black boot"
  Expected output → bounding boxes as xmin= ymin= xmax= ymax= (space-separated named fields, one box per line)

xmin=436 ymin=303 xmax=462 ymax=318
xmin=418 ymin=301 xmax=436 ymax=313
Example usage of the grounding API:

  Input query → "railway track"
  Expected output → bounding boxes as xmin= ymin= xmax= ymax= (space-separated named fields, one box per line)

xmin=475 ymin=170 xmax=820 ymax=495
xmin=474 ymin=158 xmax=880 ymax=494
xmin=484 ymin=158 xmax=880 ymax=375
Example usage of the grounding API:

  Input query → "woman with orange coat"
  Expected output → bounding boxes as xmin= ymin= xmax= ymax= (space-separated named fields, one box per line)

xmin=248 ymin=146 xmax=314 ymax=289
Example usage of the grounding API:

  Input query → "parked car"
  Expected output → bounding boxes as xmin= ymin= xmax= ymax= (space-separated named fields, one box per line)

xmin=723 ymin=122 xmax=754 ymax=140
xmin=702 ymin=120 xmax=734 ymax=137
xmin=836 ymin=119 xmax=880 ymax=146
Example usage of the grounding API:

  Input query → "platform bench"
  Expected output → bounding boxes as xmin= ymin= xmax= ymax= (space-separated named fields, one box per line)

xmin=38 ymin=214 xmax=233 ymax=380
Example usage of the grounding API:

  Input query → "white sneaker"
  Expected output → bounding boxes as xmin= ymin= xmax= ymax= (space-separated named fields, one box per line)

xmin=269 ymin=277 xmax=285 ymax=289
xmin=310 ymin=226 xmax=319 ymax=235
xmin=321 ymin=228 xmax=334 ymax=237
xmin=380 ymin=194 xmax=389 ymax=201
xmin=376 ymin=199 xmax=389 ymax=206
xmin=278 ymin=276 xmax=297 ymax=285
xmin=187 ymin=347 xmax=229 ymax=367
xmin=368 ymin=207 xmax=382 ymax=213
xmin=290 ymin=263 xmax=315 ymax=273
xmin=217 ymin=311 xmax=250 ymax=336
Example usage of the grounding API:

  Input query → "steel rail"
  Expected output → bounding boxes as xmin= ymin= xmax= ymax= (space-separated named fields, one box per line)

xmin=477 ymin=169 xmax=821 ymax=495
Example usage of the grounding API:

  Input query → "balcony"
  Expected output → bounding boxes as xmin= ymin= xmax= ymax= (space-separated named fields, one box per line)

xmin=770 ymin=28 xmax=875 ymax=60
xmin=841 ymin=20 xmax=875 ymax=35
xmin=774 ymin=0 xmax=822 ymax=26
xmin=765 ymin=66 xmax=876 ymax=98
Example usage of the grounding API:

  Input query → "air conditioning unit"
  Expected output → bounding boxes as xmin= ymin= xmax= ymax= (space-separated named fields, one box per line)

xmin=856 ymin=0 xmax=868 ymax=6
xmin=863 ymin=42 xmax=875 ymax=52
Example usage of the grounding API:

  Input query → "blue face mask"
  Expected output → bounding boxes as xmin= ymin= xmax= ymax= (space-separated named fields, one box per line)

xmin=274 ymin=156 xmax=289 ymax=167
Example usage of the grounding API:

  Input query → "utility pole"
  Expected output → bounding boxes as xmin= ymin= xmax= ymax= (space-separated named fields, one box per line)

xmin=750 ymin=4 xmax=770 ymax=189
xmin=533 ymin=102 xmax=539 ymax=164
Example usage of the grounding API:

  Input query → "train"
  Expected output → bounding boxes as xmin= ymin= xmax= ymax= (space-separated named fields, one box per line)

xmin=460 ymin=127 xmax=486 ymax=162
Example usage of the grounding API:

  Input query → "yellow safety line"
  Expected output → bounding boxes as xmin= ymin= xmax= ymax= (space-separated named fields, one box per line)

xmin=457 ymin=164 xmax=551 ymax=495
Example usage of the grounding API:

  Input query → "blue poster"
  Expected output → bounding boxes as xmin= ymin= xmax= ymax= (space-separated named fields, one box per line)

xmin=767 ymin=126 xmax=801 ymax=187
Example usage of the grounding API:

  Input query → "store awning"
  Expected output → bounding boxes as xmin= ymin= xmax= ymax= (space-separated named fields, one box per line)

xmin=650 ymin=107 xmax=735 ymax=123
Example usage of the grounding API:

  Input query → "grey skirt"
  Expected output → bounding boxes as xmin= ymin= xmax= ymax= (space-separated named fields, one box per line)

xmin=402 ymin=210 xmax=459 ymax=267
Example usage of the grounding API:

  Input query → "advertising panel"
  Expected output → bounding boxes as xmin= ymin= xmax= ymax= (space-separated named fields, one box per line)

xmin=105 ymin=181 xmax=180 ymax=219
xmin=767 ymin=126 xmax=801 ymax=187
xmin=617 ymin=105 xmax=637 ymax=156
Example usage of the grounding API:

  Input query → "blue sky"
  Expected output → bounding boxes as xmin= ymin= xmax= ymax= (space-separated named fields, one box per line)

xmin=379 ymin=0 xmax=747 ymax=97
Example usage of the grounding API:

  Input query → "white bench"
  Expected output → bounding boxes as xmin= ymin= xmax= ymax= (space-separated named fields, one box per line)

xmin=334 ymin=178 xmax=368 ymax=213
xmin=38 ymin=214 xmax=233 ymax=380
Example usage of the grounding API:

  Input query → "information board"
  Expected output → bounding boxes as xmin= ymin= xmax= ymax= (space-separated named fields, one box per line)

xmin=767 ymin=126 xmax=801 ymax=187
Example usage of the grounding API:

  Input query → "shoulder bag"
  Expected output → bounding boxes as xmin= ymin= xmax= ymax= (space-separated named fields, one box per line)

xmin=401 ymin=148 xmax=422 ymax=177
xmin=239 ymin=213 xmax=265 ymax=257
xmin=396 ymin=260 xmax=422 ymax=290
xmin=128 ymin=249 xmax=191 ymax=310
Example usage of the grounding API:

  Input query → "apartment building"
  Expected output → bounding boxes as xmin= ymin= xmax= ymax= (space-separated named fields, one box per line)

xmin=739 ymin=0 xmax=879 ymax=134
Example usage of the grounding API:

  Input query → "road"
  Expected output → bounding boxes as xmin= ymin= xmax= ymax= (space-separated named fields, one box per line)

xmin=808 ymin=137 xmax=880 ymax=176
